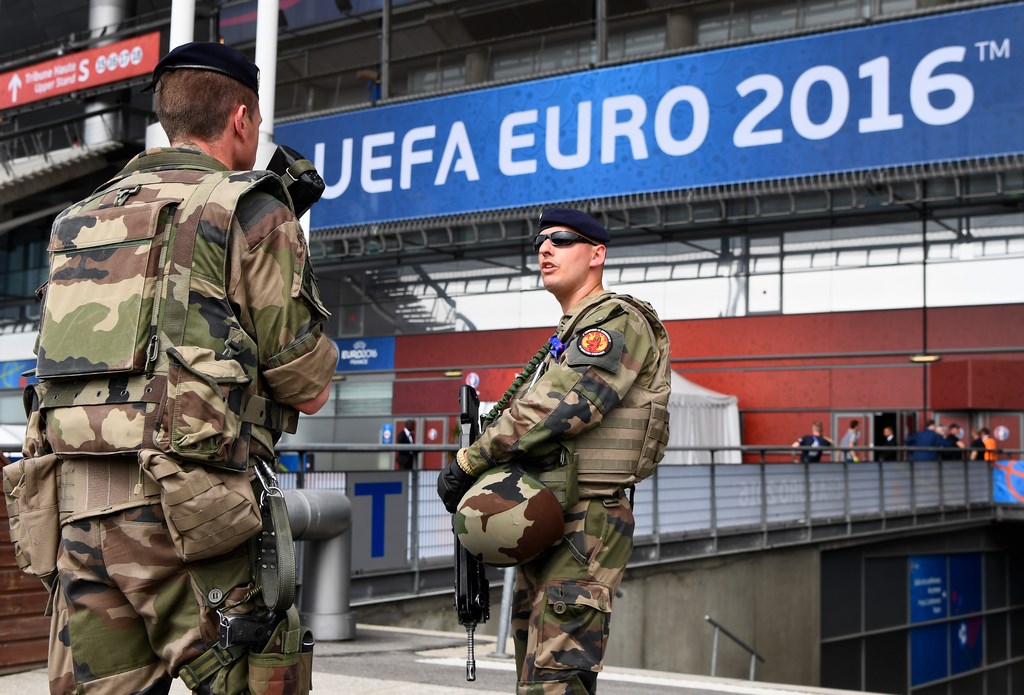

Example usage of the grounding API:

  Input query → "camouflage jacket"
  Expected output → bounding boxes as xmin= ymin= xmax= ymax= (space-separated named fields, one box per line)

xmin=29 ymin=148 xmax=338 ymax=471
xmin=463 ymin=290 xmax=671 ymax=495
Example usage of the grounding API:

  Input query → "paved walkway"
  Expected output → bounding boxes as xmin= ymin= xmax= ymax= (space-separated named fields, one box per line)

xmin=0 ymin=624 xmax=877 ymax=695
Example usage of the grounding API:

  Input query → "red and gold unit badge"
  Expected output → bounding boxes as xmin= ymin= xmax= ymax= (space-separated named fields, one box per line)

xmin=578 ymin=328 xmax=612 ymax=356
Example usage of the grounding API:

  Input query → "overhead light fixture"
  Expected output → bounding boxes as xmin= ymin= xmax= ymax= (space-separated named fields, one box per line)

xmin=909 ymin=354 xmax=940 ymax=363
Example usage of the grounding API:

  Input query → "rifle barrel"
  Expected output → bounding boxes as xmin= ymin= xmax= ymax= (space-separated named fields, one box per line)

xmin=466 ymin=624 xmax=477 ymax=681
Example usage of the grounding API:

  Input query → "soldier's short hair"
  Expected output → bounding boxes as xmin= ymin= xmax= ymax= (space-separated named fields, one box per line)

xmin=155 ymin=69 xmax=258 ymax=143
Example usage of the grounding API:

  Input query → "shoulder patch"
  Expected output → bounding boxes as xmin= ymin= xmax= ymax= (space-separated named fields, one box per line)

xmin=565 ymin=327 xmax=624 ymax=373
xmin=578 ymin=328 xmax=612 ymax=356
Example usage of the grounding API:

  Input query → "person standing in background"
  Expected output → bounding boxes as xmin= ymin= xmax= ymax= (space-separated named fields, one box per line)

xmin=942 ymin=423 xmax=967 ymax=460
xmin=840 ymin=419 xmax=861 ymax=462
xmin=969 ymin=428 xmax=986 ymax=460
xmin=982 ymin=428 xmax=999 ymax=462
xmin=877 ymin=426 xmax=898 ymax=462
xmin=905 ymin=420 xmax=949 ymax=461
xmin=793 ymin=421 xmax=832 ymax=462
xmin=396 ymin=419 xmax=416 ymax=470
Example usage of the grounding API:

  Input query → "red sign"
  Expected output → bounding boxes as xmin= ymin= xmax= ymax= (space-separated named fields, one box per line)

xmin=0 ymin=32 xmax=160 ymax=112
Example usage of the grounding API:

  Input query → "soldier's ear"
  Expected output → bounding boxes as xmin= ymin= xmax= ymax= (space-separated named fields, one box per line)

xmin=232 ymin=104 xmax=252 ymax=139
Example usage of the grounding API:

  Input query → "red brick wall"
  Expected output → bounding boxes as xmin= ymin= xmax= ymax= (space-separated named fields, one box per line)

xmin=0 ymin=492 xmax=50 ymax=672
xmin=391 ymin=303 xmax=1024 ymax=448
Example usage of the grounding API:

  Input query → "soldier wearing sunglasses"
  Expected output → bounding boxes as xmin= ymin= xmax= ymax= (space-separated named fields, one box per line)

xmin=438 ymin=207 xmax=673 ymax=695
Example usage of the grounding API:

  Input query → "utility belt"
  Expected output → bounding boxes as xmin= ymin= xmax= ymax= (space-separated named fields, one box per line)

xmin=525 ymin=425 xmax=656 ymax=507
xmin=7 ymin=449 xmax=293 ymax=570
xmin=57 ymin=456 xmax=161 ymax=524
xmin=12 ymin=371 xmax=298 ymax=578
xmin=34 ymin=355 xmax=298 ymax=474
xmin=523 ymin=451 xmax=632 ymax=511
xmin=526 ymin=445 xmax=633 ymax=507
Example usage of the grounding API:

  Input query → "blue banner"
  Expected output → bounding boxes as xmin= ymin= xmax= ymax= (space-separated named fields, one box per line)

xmin=909 ymin=555 xmax=947 ymax=686
xmin=909 ymin=555 xmax=947 ymax=623
xmin=278 ymin=4 xmax=1024 ymax=230
xmin=911 ymin=624 xmax=947 ymax=686
xmin=909 ymin=554 xmax=984 ymax=685
xmin=0 ymin=359 xmax=36 ymax=389
xmin=992 ymin=460 xmax=1024 ymax=503
xmin=335 ymin=336 xmax=395 ymax=372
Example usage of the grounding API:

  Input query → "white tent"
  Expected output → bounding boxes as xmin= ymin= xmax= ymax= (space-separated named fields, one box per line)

xmin=663 ymin=372 xmax=742 ymax=464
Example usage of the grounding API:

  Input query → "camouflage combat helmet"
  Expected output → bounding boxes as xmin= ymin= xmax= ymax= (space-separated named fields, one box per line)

xmin=454 ymin=464 xmax=563 ymax=567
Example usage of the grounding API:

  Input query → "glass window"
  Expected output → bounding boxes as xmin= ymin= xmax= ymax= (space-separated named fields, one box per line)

xmin=751 ymin=3 xmax=799 ymax=36
xmin=492 ymin=52 xmax=537 ymax=81
xmin=804 ymin=0 xmax=868 ymax=27
xmin=879 ymin=0 xmax=917 ymax=14
xmin=865 ymin=556 xmax=907 ymax=630
xmin=333 ymin=380 xmax=392 ymax=417
xmin=821 ymin=639 xmax=861 ymax=690
xmin=537 ymin=40 xmax=590 ymax=72
xmin=986 ymin=552 xmax=1007 ymax=610
xmin=987 ymin=612 xmax=1008 ymax=664
xmin=608 ymin=26 xmax=665 ymax=61
xmin=0 ymin=394 xmax=26 ymax=425
xmin=405 ymin=60 xmax=465 ymax=94
xmin=865 ymin=630 xmax=906 ymax=693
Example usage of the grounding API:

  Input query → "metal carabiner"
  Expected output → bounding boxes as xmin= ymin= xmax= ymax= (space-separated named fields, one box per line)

xmin=253 ymin=457 xmax=283 ymax=505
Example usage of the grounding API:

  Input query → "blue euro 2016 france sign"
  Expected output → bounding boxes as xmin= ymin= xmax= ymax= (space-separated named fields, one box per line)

xmin=277 ymin=4 xmax=1024 ymax=231
xmin=335 ymin=336 xmax=395 ymax=372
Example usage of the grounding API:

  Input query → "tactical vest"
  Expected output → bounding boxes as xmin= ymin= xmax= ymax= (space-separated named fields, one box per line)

xmin=33 ymin=150 xmax=297 ymax=472
xmin=557 ymin=295 xmax=672 ymax=495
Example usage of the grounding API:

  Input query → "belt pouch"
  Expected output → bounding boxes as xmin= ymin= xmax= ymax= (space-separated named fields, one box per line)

xmin=2 ymin=453 xmax=61 ymax=579
xmin=139 ymin=449 xmax=262 ymax=562
xmin=535 ymin=447 xmax=579 ymax=511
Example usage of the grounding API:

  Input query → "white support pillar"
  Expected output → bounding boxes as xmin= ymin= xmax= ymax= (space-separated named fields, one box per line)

xmin=169 ymin=0 xmax=196 ymax=50
xmin=255 ymin=0 xmax=279 ymax=148
xmin=84 ymin=0 xmax=126 ymax=146
xmin=252 ymin=0 xmax=307 ymax=229
xmin=146 ymin=0 xmax=197 ymax=148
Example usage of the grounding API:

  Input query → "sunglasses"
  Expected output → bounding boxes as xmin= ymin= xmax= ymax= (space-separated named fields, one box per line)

xmin=532 ymin=230 xmax=597 ymax=252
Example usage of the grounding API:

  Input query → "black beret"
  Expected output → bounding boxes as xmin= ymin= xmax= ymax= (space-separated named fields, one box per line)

xmin=538 ymin=208 xmax=610 ymax=245
xmin=142 ymin=42 xmax=259 ymax=94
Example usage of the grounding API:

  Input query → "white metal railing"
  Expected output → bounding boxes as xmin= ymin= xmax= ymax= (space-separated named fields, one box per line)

xmin=705 ymin=614 xmax=765 ymax=680
xmin=275 ymin=445 xmax=1009 ymax=589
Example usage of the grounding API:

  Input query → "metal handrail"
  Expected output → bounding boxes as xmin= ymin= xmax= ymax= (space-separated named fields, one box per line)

xmin=0 ymin=104 xmax=154 ymax=173
xmin=262 ymin=444 xmax=1009 ymax=606
xmin=276 ymin=442 xmax=1023 ymax=456
xmin=705 ymin=614 xmax=765 ymax=680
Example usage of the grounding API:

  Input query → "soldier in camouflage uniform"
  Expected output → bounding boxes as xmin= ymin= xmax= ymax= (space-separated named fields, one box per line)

xmin=29 ymin=43 xmax=338 ymax=694
xmin=438 ymin=208 xmax=672 ymax=695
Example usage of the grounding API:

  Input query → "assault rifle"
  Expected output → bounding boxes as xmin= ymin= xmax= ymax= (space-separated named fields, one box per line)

xmin=265 ymin=144 xmax=325 ymax=217
xmin=454 ymin=384 xmax=490 ymax=681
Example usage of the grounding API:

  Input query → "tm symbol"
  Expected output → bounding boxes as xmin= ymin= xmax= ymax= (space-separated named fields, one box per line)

xmin=974 ymin=39 xmax=1010 ymax=62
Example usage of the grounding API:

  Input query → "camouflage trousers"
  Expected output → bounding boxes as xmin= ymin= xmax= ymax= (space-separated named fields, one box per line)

xmin=512 ymin=492 xmax=634 ymax=695
xmin=48 ymin=503 xmax=257 ymax=695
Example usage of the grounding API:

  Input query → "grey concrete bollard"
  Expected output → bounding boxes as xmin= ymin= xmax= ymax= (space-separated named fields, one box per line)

xmin=284 ymin=488 xmax=355 ymax=641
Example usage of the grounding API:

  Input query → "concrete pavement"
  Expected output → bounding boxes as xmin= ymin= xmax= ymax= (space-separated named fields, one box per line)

xmin=0 ymin=624 xmax=878 ymax=695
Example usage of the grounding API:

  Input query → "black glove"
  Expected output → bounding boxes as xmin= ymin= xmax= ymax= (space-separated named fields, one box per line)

xmin=437 ymin=458 xmax=475 ymax=514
